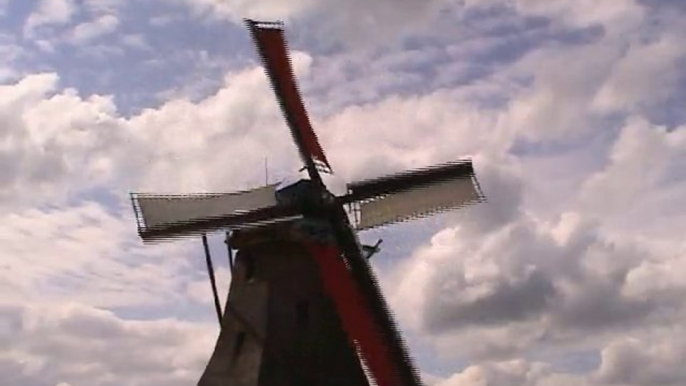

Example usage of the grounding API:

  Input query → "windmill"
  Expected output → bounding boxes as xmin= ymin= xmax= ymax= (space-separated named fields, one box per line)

xmin=130 ymin=20 xmax=484 ymax=386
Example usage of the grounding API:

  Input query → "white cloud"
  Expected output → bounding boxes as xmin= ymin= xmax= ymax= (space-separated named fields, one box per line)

xmin=175 ymin=0 xmax=455 ymax=46
xmin=149 ymin=14 xmax=179 ymax=27
xmin=83 ymin=0 xmax=123 ymax=15
xmin=503 ymin=41 xmax=620 ymax=141
xmin=434 ymin=328 xmax=686 ymax=386
xmin=0 ymin=301 xmax=215 ymax=386
xmin=594 ymin=327 xmax=686 ymax=385
xmin=0 ymin=58 xmax=313 ymax=208
xmin=385 ymin=156 xmax=681 ymax=362
xmin=0 ymin=73 xmax=123 ymax=208
xmin=593 ymin=35 xmax=686 ymax=113
xmin=0 ymin=0 xmax=8 ymax=16
xmin=120 ymin=34 xmax=150 ymax=51
xmin=172 ymin=0 xmax=316 ymax=23
xmin=437 ymin=359 xmax=584 ymax=386
xmin=579 ymin=117 xmax=686 ymax=240
xmin=24 ymin=0 xmax=77 ymax=38
xmin=0 ymin=35 xmax=24 ymax=82
xmin=480 ymin=0 xmax=645 ymax=35
xmin=0 ymin=201 xmax=201 ymax=307
xmin=319 ymin=93 xmax=507 ymax=183
xmin=68 ymin=14 xmax=120 ymax=45
xmin=185 ymin=266 xmax=231 ymax=307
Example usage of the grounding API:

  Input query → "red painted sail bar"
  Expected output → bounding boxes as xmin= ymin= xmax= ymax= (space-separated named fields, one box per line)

xmin=249 ymin=21 xmax=332 ymax=173
xmin=307 ymin=243 xmax=403 ymax=386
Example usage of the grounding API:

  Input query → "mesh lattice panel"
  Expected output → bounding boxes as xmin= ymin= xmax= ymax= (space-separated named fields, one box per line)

xmin=355 ymin=176 xmax=482 ymax=230
xmin=132 ymin=184 xmax=279 ymax=234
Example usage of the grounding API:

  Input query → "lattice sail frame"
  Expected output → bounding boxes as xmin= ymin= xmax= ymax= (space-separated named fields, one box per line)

xmin=130 ymin=184 xmax=303 ymax=241
xmin=345 ymin=161 xmax=485 ymax=230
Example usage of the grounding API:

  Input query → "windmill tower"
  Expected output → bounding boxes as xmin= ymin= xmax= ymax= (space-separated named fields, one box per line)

xmin=130 ymin=20 xmax=484 ymax=386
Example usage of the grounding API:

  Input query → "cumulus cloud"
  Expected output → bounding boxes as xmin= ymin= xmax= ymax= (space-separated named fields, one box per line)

xmin=0 ymin=54 xmax=320 ymax=209
xmin=592 ymin=35 xmax=686 ymax=113
xmin=473 ymin=0 xmax=644 ymax=36
xmin=0 ymin=73 xmax=122 ymax=208
xmin=0 ymin=200 xmax=204 ymax=307
xmin=595 ymin=329 xmax=686 ymax=386
xmin=120 ymin=34 xmax=150 ymax=51
xmin=436 ymin=359 xmax=568 ymax=386
xmin=433 ymin=328 xmax=686 ymax=386
xmin=422 ymin=216 xmax=657 ymax=342
xmin=174 ymin=0 xmax=455 ymax=47
xmin=82 ymin=0 xmax=123 ymax=16
xmin=580 ymin=117 xmax=686 ymax=238
xmin=318 ymin=92 xmax=507 ymax=184
xmin=24 ymin=0 xmax=77 ymax=38
xmin=0 ymin=35 xmax=25 ymax=82
xmin=0 ymin=301 xmax=215 ymax=386
xmin=505 ymin=41 xmax=620 ymax=141
xmin=386 ymin=148 xmax=683 ymax=363
xmin=68 ymin=14 xmax=120 ymax=45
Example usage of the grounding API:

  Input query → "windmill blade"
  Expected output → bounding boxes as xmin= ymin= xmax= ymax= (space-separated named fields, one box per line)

xmin=305 ymin=242 xmax=407 ymax=386
xmin=341 ymin=161 xmax=484 ymax=230
xmin=136 ymin=204 xmax=302 ymax=242
xmin=246 ymin=19 xmax=332 ymax=180
xmin=131 ymin=185 xmax=301 ymax=241
xmin=319 ymin=165 xmax=484 ymax=385
xmin=325 ymin=205 xmax=425 ymax=386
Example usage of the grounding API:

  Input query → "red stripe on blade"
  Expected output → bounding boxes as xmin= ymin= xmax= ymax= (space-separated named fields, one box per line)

xmin=250 ymin=23 xmax=332 ymax=172
xmin=306 ymin=242 xmax=402 ymax=386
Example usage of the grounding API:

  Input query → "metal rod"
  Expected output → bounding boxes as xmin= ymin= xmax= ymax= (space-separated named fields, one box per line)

xmin=225 ymin=231 xmax=234 ymax=273
xmin=202 ymin=234 xmax=223 ymax=326
xmin=265 ymin=157 xmax=269 ymax=185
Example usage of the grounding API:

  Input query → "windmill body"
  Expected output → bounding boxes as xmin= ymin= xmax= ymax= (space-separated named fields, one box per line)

xmin=198 ymin=224 xmax=371 ymax=386
xmin=130 ymin=20 xmax=484 ymax=386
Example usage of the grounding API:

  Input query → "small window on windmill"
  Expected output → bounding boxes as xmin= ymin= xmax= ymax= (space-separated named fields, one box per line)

xmin=244 ymin=254 xmax=256 ymax=282
xmin=296 ymin=300 xmax=309 ymax=330
xmin=232 ymin=331 xmax=246 ymax=362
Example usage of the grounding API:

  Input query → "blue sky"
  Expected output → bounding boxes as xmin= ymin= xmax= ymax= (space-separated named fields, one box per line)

xmin=1 ymin=0 xmax=686 ymax=385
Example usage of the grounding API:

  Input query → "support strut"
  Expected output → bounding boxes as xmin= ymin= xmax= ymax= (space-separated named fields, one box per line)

xmin=202 ymin=234 xmax=223 ymax=326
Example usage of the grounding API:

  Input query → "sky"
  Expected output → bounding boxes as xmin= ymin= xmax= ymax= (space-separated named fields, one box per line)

xmin=1 ymin=0 xmax=686 ymax=385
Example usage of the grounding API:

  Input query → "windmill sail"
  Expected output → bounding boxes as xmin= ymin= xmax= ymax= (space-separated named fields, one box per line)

xmin=131 ymin=184 xmax=300 ymax=241
xmin=343 ymin=161 xmax=484 ymax=230
xmin=246 ymin=20 xmax=332 ymax=174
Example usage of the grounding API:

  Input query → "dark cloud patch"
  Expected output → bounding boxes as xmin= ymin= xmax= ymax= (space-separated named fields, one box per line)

xmin=638 ymin=0 xmax=686 ymax=13
xmin=641 ymin=71 xmax=686 ymax=127
xmin=427 ymin=269 xmax=556 ymax=332
xmin=553 ymin=279 xmax=654 ymax=331
xmin=396 ymin=150 xmax=686 ymax=365
xmin=420 ymin=211 xmax=660 ymax=336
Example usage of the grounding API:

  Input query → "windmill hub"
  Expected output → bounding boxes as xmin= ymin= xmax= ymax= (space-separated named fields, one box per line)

xmin=275 ymin=179 xmax=327 ymax=212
